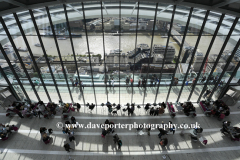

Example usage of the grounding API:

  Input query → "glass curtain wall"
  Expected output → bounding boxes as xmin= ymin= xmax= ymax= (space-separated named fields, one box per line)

xmin=0 ymin=2 xmax=239 ymax=105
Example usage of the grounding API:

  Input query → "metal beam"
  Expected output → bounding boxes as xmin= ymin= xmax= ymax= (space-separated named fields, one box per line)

xmin=63 ymin=4 xmax=86 ymax=105
xmin=158 ymin=5 xmax=173 ymax=14
xmin=197 ymin=17 xmax=239 ymax=102
xmin=0 ymin=43 xmax=30 ymax=101
xmin=154 ymin=5 xmax=176 ymax=103
xmin=131 ymin=2 xmax=138 ymax=15
xmin=218 ymin=58 xmax=240 ymax=99
xmin=0 ymin=16 xmax=40 ymax=101
xmin=29 ymin=9 xmax=62 ymax=102
xmin=119 ymin=1 xmax=121 ymax=105
xmin=3 ymin=0 xmax=26 ymax=8
xmin=0 ymin=66 xmax=20 ymax=101
xmin=46 ymin=6 xmax=74 ymax=103
xmin=34 ymin=9 xmax=63 ymax=20
xmin=188 ymin=14 xmax=225 ymax=101
xmin=208 ymin=38 xmax=240 ymax=100
xmin=82 ymin=2 xmax=98 ymax=106
xmin=100 ymin=1 xmax=108 ymax=102
xmin=66 ymin=4 xmax=82 ymax=15
xmin=1 ymin=0 xmax=240 ymax=19
xmin=102 ymin=2 xmax=108 ymax=15
xmin=212 ymin=0 xmax=240 ymax=8
xmin=177 ymin=10 xmax=209 ymax=102
xmin=142 ymin=3 xmax=158 ymax=106
xmin=13 ymin=12 xmax=51 ymax=102
xmin=165 ymin=7 xmax=193 ymax=103
xmin=131 ymin=1 xmax=140 ymax=104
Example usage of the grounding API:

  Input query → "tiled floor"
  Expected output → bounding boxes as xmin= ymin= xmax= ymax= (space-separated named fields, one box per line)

xmin=0 ymin=97 xmax=240 ymax=160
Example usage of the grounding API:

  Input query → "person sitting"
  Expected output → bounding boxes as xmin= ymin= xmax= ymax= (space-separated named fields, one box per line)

xmin=62 ymin=127 xmax=69 ymax=134
xmin=184 ymin=106 xmax=190 ymax=114
xmin=0 ymin=133 xmax=7 ymax=139
xmin=105 ymin=119 xmax=109 ymax=125
xmin=161 ymin=102 xmax=166 ymax=109
xmin=108 ymin=105 xmax=112 ymax=113
xmin=40 ymin=127 xmax=47 ymax=134
xmin=150 ymin=107 xmax=155 ymax=116
xmin=154 ymin=108 xmax=159 ymax=116
xmin=159 ymin=107 xmax=165 ymax=114
xmin=42 ymin=134 xmax=50 ymax=143
xmin=89 ymin=103 xmax=95 ymax=110
xmin=211 ymin=109 xmax=217 ymax=116
xmin=71 ymin=116 xmax=76 ymax=124
xmin=144 ymin=104 xmax=150 ymax=111
xmin=116 ymin=104 xmax=121 ymax=110
xmin=159 ymin=138 xmax=168 ymax=146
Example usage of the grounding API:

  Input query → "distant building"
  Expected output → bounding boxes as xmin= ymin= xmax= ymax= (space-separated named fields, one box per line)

xmin=153 ymin=44 xmax=175 ymax=63
xmin=0 ymin=59 xmax=22 ymax=75
xmin=0 ymin=47 xmax=17 ymax=61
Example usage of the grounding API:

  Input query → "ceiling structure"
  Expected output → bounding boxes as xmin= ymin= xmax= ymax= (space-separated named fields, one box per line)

xmin=0 ymin=0 xmax=239 ymax=18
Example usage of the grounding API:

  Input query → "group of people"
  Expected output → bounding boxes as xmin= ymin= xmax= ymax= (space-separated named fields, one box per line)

xmin=70 ymin=77 xmax=84 ymax=90
xmin=62 ymin=117 xmax=78 ymax=152
xmin=6 ymin=101 xmax=53 ymax=119
xmin=101 ymin=119 xmax=122 ymax=150
xmin=39 ymin=127 xmax=53 ymax=144
xmin=210 ymin=100 xmax=230 ymax=119
xmin=180 ymin=102 xmax=196 ymax=116
xmin=221 ymin=121 xmax=240 ymax=140
xmin=145 ymin=102 xmax=166 ymax=116
xmin=0 ymin=123 xmax=18 ymax=141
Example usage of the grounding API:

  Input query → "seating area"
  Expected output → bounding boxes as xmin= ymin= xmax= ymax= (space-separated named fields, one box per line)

xmin=199 ymin=100 xmax=230 ymax=120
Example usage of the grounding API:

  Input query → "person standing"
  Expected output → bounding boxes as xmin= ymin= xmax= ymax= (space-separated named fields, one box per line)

xmin=150 ymin=77 xmax=154 ymax=87
xmin=186 ymin=77 xmax=190 ymax=86
xmin=213 ymin=75 xmax=218 ymax=84
xmin=154 ymin=108 xmax=159 ymax=116
xmin=111 ymin=78 xmax=114 ymax=88
xmin=169 ymin=121 xmax=175 ymax=134
xmin=68 ymin=131 xmax=75 ymax=142
xmin=203 ymin=89 xmax=211 ymax=98
xmin=36 ymin=107 xmax=43 ymax=119
xmin=64 ymin=143 xmax=73 ymax=152
xmin=75 ymin=79 xmax=78 ymax=86
xmin=108 ymin=78 xmax=111 ymax=87
xmin=35 ymin=79 xmax=39 ymax=86
xmin=142 ymin=79 xmax=145 ymax=88
xmin=154 ymin=76 xmax=158 ymax=86
xmin=80 ymin=81 xmax=84 ymax=90
xmin=126 ymin=77 xmax=129 ymax=88
xmin=174 ymin=78 xmax=178 ymax=86
xmin=76 ymin=103 xmax=81 ymax=112
xmin=130 ymin=77 xmax=134 ymax=87
xmin=138 ymin=79 xmax=141 ymax=88
xmin=147 ymin=124 xmax=151 ymax=136
xmin=113 ymin=134 xmax=119 ymax=144
xmin=201 ymin=76 xmax=206 ymax=83
xmin=191 ymin=78 xmax=196 ymax=88
xmin=70 ymin=77 xmax=74 ymax=86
